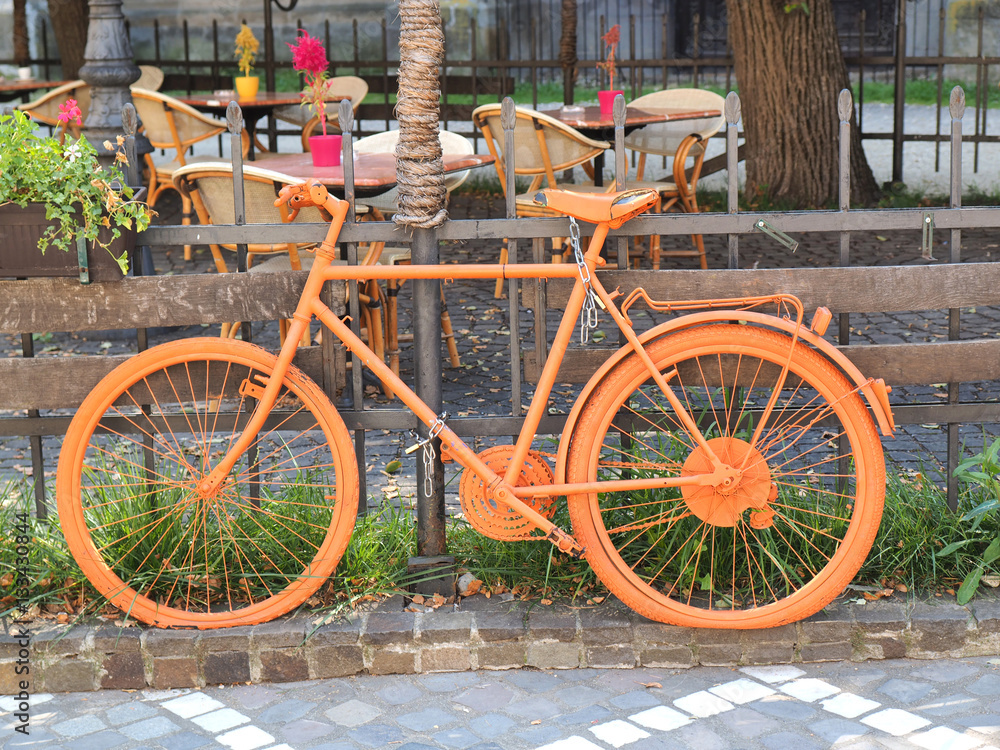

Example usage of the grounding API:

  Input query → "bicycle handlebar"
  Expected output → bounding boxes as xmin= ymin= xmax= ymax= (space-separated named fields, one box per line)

xmin=274 ymin=181 xmax=340 ymax=220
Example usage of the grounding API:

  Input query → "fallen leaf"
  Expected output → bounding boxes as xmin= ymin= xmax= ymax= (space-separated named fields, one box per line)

xmin=531 ymin=720 xmax=542 ymax=725
xmin=540 ymin=598 xmax=553 ymax=606
xmin=411 ymin=594 xmax=425 ymax=605
xmin=641 ymin=682 xmax=662 ymax=689
xmin=861 ymin=588 xmax=894 ymax=601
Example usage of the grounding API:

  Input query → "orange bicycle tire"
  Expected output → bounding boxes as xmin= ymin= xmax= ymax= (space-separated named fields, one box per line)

xmin=566 ymin=325 xmax=884 ymax=629
xmin=57 ymin=338 xmax=358 ymax=629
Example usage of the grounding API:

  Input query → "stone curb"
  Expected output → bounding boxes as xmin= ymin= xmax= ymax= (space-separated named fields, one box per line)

xmin=4 ymin=592 xmax=1000 ymax=694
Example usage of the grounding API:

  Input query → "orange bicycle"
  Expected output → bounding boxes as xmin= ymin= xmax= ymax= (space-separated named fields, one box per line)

xmin=56 ymin=183 xmax=894 ymax=630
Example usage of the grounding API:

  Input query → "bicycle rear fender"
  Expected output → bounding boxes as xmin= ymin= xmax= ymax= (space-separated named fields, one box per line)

xmin=554 ymin=310 xmax=895 ymax=484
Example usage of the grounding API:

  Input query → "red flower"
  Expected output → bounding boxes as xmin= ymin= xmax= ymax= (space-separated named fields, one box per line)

xmin=57 ymin=98 xmax=83 ymax=126
xmin=288 ymin=31 xmax=328 ymax=77
xmin=597 ymin=24 xmax=621 ymax=91
xmin=287 ymin=30 xmax=332 ymax=135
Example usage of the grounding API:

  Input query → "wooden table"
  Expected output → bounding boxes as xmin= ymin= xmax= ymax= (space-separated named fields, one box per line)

xmin=0 ymin=79 xmax=72 ymax=104
xmin=257 ymin=151 xmax=495 ymax=199
xmin=549 ymin=105 xmax=722 ymax=186
xmin=177 ymin=92 xmax=313 ymax=159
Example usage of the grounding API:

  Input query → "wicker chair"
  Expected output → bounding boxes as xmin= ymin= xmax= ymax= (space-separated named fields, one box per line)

xmin=623 ymin=89 xmax=726 ymax=269
xmin=134 ymin=65 xmax=165 ymax=91
xmin=348 ymin=128 xmax=474 ymax=377
xmin=131 ymin=88 xmax=250 ymax=261
xmin=18 ymin=70 xmax=163 ymax=141
xmin=256 ymin=75 xmax=368 ymax=156
xmin=472 ymin=103 xmax=611 ymax=295
xmin=171 ymin=162 xmax=383 ymax=353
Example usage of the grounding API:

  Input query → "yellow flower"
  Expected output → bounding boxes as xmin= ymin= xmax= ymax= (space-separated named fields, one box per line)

xmin=235 ymin=24 xmax=260 ymax=77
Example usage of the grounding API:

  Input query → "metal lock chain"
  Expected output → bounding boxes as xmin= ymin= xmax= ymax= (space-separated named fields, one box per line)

xmin=406 ymin=413 xmax=447 ymax=496
xmin=569 ymin=217 xmax=600 ymax=344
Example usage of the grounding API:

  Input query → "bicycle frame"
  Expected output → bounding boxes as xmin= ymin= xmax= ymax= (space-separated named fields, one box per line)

xmin=195 ymin=185 xmax=835 ymax=553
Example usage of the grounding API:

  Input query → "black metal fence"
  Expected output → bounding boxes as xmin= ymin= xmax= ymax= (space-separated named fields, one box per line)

xmin=3 ymin=89 xmax=1000 ymax=534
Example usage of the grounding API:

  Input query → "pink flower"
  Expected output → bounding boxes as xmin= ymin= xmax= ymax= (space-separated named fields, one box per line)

xmin=57 ymin=98 xmax=83 ymax=126
xmin=287 ymin=31 xmax=332 ymax=135
xmin=288 ymin=31 xmax=328 ymax=77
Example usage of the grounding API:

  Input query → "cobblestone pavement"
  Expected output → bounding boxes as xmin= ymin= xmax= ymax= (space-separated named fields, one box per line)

xmin=8 ymin=657 xmax=1000 ymax=749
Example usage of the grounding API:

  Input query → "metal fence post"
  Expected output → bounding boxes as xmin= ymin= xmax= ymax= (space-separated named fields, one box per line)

xmin=891 ymin=0 xmax=907 ymax=185
xmin=947 ymin=86 xmax=966 ymax=511
xmin=337 ymin=99 xmax=368 ymax=514
xmin=725 ymin=92 xmax=741 ymax=269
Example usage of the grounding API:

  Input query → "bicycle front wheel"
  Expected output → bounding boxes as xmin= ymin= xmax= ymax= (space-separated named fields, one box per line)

xmin=57 ymin=338 xmax=358 ymax=629
xmin=566 ymin=324 xmax=884 ymax=629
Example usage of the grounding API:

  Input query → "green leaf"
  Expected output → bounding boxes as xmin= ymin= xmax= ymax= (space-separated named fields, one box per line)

xmin=983 ymin=537 xmax=1000 ymax=566
xmin=935 ymin=540 xmax=969 ymax=557
xmin=385 ymin=460 xmax=402 ymax=474
xmin=957 ymin=567 xmax=984 ymax=605
xmin=961 ymin=499 xmax=1000 ymax=522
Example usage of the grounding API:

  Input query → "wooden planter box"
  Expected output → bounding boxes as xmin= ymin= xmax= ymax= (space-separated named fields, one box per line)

xmin=0 ymin=188 xmax=145 ymax=283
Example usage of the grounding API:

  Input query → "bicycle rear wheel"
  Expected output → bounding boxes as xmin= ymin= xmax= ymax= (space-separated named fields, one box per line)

xmin=57 ymin=338 xmax=358 ymax=629
xmin=566 ymin=324 xmax=884 ymax=629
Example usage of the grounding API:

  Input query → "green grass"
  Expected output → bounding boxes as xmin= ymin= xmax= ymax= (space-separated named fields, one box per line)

xmin=7 ymin=450 xmax=1000 ymax=624
xmin=857 ymin=78 xmax=1000 ymax=108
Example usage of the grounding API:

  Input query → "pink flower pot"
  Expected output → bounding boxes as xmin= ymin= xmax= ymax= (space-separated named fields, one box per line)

xmin=309 ymin=134 xmax=342 ymax=167
xmin=598 ymin=90 xmax=624 ymax=116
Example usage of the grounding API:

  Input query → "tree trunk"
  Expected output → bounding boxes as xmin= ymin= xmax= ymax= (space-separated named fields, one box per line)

xmin=13 ymin=0 xmax=29 ymax=66
xmin=47 ymin=0 xmax=89 ymax=79
xmin=559 ymin=0 xmax=578 ymax=104
xmin=725 ymin=0 xmax=879 ymax=206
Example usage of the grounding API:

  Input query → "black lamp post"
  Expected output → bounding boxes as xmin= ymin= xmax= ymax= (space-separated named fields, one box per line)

xmin=263 ymin=0 xmax=298 ymax=92
xmin=78 ymin=0 xmax=141 ymax=169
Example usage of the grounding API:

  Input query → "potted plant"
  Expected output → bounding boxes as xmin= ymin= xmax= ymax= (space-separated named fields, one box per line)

xmin=596 ymin=24 xmax=623 ymax=116
xmin=288 ymin=30 xmax=340 ymax=167
xmin=234 ymin=24 xmax=260 ymax=99
xmin=0 ymin=102 xmax=154 ymax=283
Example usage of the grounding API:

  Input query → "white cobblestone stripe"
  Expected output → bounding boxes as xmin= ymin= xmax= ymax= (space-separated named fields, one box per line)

xmin=674 ymin=690 xmax=735 ymax=717
xmin=588 ymin=719 xmax=651 ymax=747
xmin=860 ymin=707 xmax=933 ymax=736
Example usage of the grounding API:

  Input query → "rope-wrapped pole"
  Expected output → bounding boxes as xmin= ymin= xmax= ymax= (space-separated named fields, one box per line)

xmin=394 ymin=0 xmax=447 ymax=228
xmin=397 ymin=0 xmax=449 ymax=574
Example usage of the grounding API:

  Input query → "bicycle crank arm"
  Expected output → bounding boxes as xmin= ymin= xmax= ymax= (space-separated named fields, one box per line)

xmin=491 ymin=483 xmax=585 ymax=558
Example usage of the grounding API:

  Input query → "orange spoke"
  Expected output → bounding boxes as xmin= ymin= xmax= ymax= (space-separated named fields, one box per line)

xmin=645 ymin=521 xmax=708 ymax=594
xmin=684 ymin=522 xmax=712 ymax=606
xmin=765 ymin=521 xmax=822 ymax=581
xmin=597 ymin=431 xmax=686 ymax=474
xmin=774 ymin=511 xmax=846 ymax=548
xmin=769 ymin=499 xmax=850 ymax=523
xmin=631 ymin=388 xmax=697 ymax=453
xmin=128 ymin=375 xmax=202 ymax=476
xmin=110 ymin=402 xmax=192 ymax=471
xmin=222 ymin=495 xmax=330 ymax=557
xmin=732 ymin=355 xmax=766 ymax=441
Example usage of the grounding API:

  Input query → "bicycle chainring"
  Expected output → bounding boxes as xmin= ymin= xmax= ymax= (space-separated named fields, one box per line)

xmin=459 ymin=445 xmax=556 ymax=541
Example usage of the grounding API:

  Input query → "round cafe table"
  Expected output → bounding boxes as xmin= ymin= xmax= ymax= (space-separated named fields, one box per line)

xmin=177 ymin=92 xmax=323 ymax=159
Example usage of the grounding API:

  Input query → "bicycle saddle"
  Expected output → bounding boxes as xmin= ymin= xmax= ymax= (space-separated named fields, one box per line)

xmin=533 ymin=188 xmax=659 ymax=228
